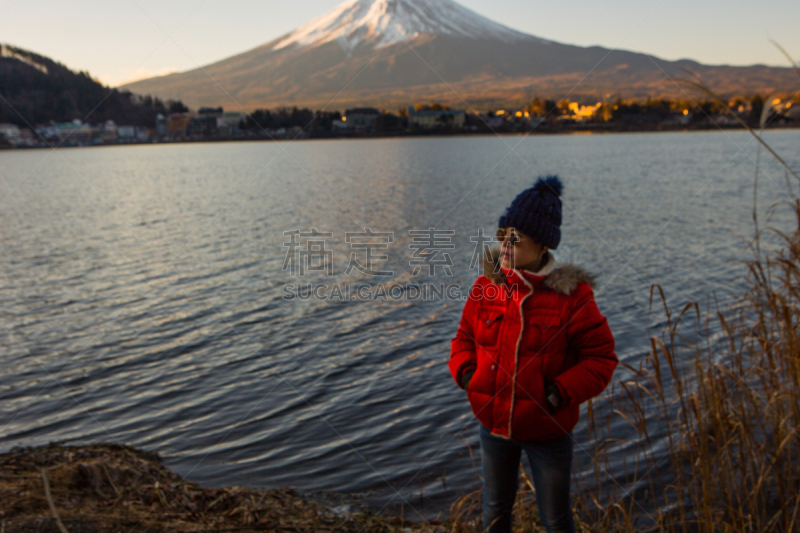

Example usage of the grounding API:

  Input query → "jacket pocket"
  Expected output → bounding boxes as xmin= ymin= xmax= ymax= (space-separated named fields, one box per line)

xmin=533 ymin=314 xmax=561 ymax=334
xmin=467 ymin=348 xmax=498 ymax=424
xmin=519 ymin=313 xmax=562 ymax=356
xmin=526 ymin=314 xmax=564 ymax=355
xmin=475 ymin=309 xmax=504 ymax=348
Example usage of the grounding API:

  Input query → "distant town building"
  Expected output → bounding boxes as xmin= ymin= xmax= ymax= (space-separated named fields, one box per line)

xmin=156 ymin=114 xmax=167 ymax=137
xmin=198 ymin=107 xmax=223 ymax=117
xmin=408 ymin=107 xmax=466 ymax=129
xmin=567 ymin=102 xmax=602 ymax=121
xmin=484 ymin=117 xmax=504 ymax=129
xmin=187 ymin=116 xmax=217 ymax=136
xmin=167 ymin=113 xmax=191 ymax=137
xmin=101 ymin=120 xmax=118 ymax=142
xmin=56 ymin=120 xmax=93 ymax=145
xmin=712 ymin=114 xmax=739 ymax=127
xmin=18 ymin=128 xmax=36 ymax=147
xmin=0 ymin=123 xmax=22 ymax=144
xmin=188 ymin=107 xmax=224 ymax=136
xmin=336 ymin=108 xmax=381 ymax=132
xmin=35 ymin=124 xmax=60 ymax=142
xmin=220 ymin=111 xmax=244 ymax=136
xmin=661 ymin=111 xmax=693 ymax=127
xmin=117 ymin=125 xmax=136 ymax=139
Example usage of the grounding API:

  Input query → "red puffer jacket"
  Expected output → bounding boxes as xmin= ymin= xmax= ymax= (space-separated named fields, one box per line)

xmin=449 ymin=251 xmax=617 ymax=441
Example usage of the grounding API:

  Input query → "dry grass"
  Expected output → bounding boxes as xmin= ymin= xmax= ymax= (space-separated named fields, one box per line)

xmin=0 ymin=443 xmax=446 ymax=533
xmin=571 ymin=194 xmax=800 ymax=532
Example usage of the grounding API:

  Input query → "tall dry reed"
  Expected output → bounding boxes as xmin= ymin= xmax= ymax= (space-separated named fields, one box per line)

xmin=576 ymin=195 xmax=800 ymax=533
xmin=574 ymin=68 xmax=800 ymax=531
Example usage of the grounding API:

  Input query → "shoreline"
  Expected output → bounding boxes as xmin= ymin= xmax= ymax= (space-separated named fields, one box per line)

xmin=0 ymin=443 xmax=451 ymax=533
xmin=2 ymin=123 xmax=798 ymax=151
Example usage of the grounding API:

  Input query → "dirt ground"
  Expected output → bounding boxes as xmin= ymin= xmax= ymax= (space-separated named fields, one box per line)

xmin=0 ymin=443 xmax=449 ymax=533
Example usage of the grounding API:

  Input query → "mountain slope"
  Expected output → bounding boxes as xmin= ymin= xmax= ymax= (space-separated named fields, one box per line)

xmin=121 ymin=0 xmax=797 ymax=111
xmin=0 ymin=44 xmax=186 ymax=127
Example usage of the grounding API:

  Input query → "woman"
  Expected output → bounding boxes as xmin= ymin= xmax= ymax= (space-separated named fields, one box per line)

xmin=449 ymin=176 xmax=617 ymax=533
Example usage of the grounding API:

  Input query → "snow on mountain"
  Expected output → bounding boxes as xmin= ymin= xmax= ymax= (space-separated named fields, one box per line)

xmin=272 ymin=0 xmax=538 ymax=52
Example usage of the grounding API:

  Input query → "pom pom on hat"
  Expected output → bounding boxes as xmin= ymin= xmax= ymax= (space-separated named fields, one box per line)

xmin=533 ymin=175 xmax=562 ymax=197
xmin=498 ymin=175 xmax=563 ymax=249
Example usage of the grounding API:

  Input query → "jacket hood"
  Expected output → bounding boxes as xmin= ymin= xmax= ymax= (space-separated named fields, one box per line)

xmin=481 ymin=246 xmax=596 ymax=295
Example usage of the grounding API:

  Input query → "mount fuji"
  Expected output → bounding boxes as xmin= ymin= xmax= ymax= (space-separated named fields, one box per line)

xmin=270 ymin=0 xmax=534 ymax=52
xmin=122 ymin=0 xmax=796 ymax=111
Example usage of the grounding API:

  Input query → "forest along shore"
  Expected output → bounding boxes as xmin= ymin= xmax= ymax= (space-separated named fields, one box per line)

xmin=0 ymin=444 xmax=448 ymax=533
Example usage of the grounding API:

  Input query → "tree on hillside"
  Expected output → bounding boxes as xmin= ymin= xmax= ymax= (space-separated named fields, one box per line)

xmin=0 ymin=45 xmax=189 ymax=128
xmin=525 ymin=98 xmax=558 ymax=120
xmin=169 ymin=101 xmax=189 ymax=113
xmin=748 ymin=95 xmax=764 ymax=127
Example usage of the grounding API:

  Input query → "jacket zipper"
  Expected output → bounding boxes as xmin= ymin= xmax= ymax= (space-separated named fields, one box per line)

xmin=508 ymin=272 xmax=533 ymax=439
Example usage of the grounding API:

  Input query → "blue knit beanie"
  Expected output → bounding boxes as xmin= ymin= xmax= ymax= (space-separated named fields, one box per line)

xmin=498 ymin=176 xmax=563 ymax=249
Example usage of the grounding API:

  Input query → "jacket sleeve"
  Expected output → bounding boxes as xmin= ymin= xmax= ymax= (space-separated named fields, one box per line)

xmin=449 ymin=280 xmax=481 ymax=390
xmin=553 ymin=281 xmax=617 ymax=406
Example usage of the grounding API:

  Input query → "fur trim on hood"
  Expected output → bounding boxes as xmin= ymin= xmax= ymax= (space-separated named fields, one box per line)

xmin=482 ymin=247 xmax=596 ymax=295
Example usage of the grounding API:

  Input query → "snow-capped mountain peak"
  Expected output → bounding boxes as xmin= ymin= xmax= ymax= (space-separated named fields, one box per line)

xmin=272 ymin=0 xmax=535 ymax=52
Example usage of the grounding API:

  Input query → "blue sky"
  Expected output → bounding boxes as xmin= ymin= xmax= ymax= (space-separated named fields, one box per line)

xmin=2 ymin=0 xmax=798 ymax=87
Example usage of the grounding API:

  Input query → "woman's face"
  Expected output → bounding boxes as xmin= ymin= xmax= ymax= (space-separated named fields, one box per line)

xmin=497 ymin=228 xmax=546 ymax=271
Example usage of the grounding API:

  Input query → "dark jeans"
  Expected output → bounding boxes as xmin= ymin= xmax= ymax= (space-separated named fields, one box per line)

xmin=480 ymin=424 xmax=575 ymax=533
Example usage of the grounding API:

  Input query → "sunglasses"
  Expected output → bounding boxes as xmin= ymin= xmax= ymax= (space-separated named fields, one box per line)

xmin=496 ymin=228 xmax=524 ymax=246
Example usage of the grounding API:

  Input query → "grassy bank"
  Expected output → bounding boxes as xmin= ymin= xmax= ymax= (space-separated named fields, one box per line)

xmin=0 ymin=443 xmax=446 ymax=533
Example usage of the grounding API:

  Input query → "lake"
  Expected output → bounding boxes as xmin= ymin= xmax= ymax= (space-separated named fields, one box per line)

xmin=1 ymin=130 xmax=798 ymax=518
